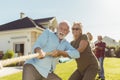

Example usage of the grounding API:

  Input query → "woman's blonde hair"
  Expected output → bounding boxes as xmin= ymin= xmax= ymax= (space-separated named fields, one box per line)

xmin=72 ymin=22 xmax=83 ymax=33
xmin=73 ymin=22 xmax=82 ymax=27
xmin=87 ymin=32 xmax=93 ymax=41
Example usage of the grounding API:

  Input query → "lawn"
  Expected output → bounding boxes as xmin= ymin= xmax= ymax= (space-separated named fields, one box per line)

xmin=0 ymin=58 xmax=120 ymax=80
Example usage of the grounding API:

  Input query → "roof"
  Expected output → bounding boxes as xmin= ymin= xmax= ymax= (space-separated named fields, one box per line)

xmin=34 ymin=17 xmax=54 ymax=24
xmin=0 ymin=17 xmax=49 ymax=31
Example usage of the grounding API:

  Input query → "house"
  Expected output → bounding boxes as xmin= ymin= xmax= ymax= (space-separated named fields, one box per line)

xmin=94 ymin=36 xmax=119 ymax=47
xmin=0 ymin=17 xmax=57 ymax=57
xmin=102 ymin=36 xmax=119 ymax=47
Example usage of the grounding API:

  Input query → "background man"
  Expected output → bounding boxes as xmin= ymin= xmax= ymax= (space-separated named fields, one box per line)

xmin=95 ymin=36 xmax=106 ymax=80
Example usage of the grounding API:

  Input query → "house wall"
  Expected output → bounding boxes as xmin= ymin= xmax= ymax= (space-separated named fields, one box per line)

xmin=0 ymin=29 xmax=42 ymax=56
xmin=0 ymin=36 xmax=11 ymax=53
xmin=0 ymin=30 xmax=31 ymax=55
xmin=31 ymin=29 xmax=43 ymax=50
xmin=10 ymin=31 xmax=31 ymax=56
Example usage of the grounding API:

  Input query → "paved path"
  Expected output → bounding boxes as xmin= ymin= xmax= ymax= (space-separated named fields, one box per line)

xmin=0 ymin=66 xmax=22 ymax=77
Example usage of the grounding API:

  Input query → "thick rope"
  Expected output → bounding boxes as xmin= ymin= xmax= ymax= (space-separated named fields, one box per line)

xmin=0 ymin=52 xmax=53 ymax=69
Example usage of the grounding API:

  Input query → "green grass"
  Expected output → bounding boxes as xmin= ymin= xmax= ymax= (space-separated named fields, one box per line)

xmin=0 ymin=72 xmax=22 ymax=80
xmin=104 ymin=58 xmax=120 ymax=80
xmin=0 ymin=58 xmax=120 ymax=80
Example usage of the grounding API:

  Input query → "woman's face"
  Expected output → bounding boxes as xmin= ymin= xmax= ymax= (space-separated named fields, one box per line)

xmin=72 ymin=24 xmax=82 ymax=37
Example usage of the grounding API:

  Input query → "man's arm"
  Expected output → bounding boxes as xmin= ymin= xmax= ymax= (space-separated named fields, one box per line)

xmin=32 ymin=29 xmax=49 ymax=59
xmin=51 ymin=41 xmax=80 ymax=59
xmin=32 ymin=29 xmax=49 ymax=52
xmin=50 ymin=50 xmax=69 ymax=57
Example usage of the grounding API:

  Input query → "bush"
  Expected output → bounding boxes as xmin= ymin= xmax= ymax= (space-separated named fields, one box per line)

xmin=115 ymin=47 xmax=120 ymax=58
xmin=3 ymin=50 xmax=15 ymax=59
xmin=0 ymin=51 xmax=4 ymax=59
xmin=105 ymin=46 xmax=116 ymax=57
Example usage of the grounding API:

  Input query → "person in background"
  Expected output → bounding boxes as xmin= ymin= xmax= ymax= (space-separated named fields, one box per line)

xmin=95 ymin=36 xmax=106 ymax=80
xmin=87 ymin=32 xmax=95 ymax=52
xmin=69 ymin=22 xmax=99 ymax=80
xmin=22 ymin=21 xmax=80 ymax=80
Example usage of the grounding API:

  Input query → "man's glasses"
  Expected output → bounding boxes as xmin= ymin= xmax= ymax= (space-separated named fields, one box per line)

xmin=72 ymin=28 xmax=80 ymax=31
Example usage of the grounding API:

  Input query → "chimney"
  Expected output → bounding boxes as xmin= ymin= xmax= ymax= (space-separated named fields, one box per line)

xmin=20 ymin=12 xmax=25 ymax=19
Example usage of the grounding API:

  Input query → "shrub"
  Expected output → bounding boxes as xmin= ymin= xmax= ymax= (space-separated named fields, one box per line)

xmin=0 ymin=51 xmax=4 ymax=59
xmin=105 ymin=46 xmax=116 ymax=57
xmin=3 ymin=50 xmax=15 ymax=59
xmin=115 ymin=47 xmax=120 ymax=58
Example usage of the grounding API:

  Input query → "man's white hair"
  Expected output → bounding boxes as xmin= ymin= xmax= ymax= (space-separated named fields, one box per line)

xmin=59 ymin=20 xmax=71 ymax=29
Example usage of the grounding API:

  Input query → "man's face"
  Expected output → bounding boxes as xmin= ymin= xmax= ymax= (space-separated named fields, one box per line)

xmin=57 ymin=23 xmax=69 ymax=39
xmin=98 ymin=36 xmax=102 ymax=41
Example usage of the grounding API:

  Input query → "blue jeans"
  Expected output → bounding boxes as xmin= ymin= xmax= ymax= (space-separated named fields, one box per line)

xmin=98 ymin=57 xmax=105 ymax=79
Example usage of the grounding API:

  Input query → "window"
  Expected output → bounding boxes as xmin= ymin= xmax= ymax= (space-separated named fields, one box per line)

xmin=15 ymin=44 xmax=24 ymax=55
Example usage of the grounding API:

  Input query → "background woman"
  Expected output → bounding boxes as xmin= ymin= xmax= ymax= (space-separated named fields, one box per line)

xmin=87 ymin=32 xmax=95 ymax=53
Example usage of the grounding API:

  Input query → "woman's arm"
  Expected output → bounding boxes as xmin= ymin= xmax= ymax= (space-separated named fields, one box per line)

xmin=77 ymin=40 xmax=88 ymax=53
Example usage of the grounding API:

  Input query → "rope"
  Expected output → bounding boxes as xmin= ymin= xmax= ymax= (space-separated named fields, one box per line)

xmin=0 ymin=52 xmax=53 ymax=69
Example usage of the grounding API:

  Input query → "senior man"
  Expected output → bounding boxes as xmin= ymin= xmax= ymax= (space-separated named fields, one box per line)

xmin=22 ymin=21 xmax=80 ymax=80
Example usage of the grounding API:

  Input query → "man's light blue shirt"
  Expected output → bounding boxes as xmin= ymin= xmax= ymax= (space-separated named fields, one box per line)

xmin=25 ymin=29 xmax=80 ymax=78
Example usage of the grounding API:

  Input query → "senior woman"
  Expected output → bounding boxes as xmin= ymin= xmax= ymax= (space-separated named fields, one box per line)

xmin=69 ymin=22 xmax=99 ymax=80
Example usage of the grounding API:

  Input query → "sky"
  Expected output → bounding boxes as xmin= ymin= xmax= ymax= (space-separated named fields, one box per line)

xmin=0 ymin=0 xmax=120 ymax=42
